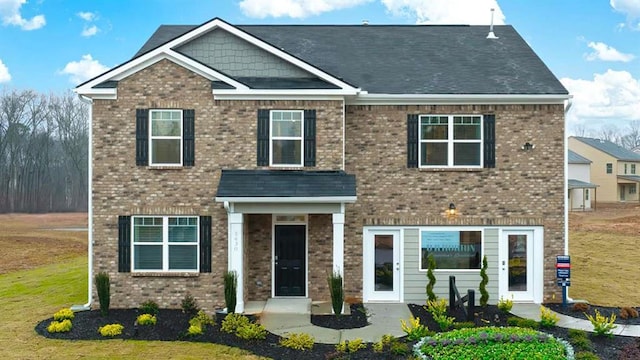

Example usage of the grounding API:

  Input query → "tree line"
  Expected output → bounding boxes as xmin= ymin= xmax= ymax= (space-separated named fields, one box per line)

xmin=0 ymin=89 xmax=88 ymax=213
xmin=572 ymin=121 xmax=640 ymax=150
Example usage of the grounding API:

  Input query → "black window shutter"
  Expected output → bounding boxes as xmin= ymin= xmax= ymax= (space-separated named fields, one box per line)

xmin=483 ymin=114 xmax=496 ymax=168
xmin=118 ymin=216 xmax=131 ymax=273
xmin=199 ymin=216 xmax=212 ymax=273
xmin=183 ymin=109 xmax=195 ymax=166
xmin=407 ymin=114 xmax=419 ymax=168
xmin=136 ymin=109 xmax=149 ymax=166
xmin=304 ymin=109 xmax=316 ymax=167
xmin=257 ymin=109 xmax=270 ymax=166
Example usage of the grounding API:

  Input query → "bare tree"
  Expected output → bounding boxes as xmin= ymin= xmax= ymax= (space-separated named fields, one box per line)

xmin=620 ymin=121 xmax=640 ymax=150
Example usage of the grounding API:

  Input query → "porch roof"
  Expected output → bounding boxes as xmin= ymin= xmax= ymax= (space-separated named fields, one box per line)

xmin=618 ymin=175 xmax=640 ymax=183
xmin=215 ymin=170 xmax=357 ymax=203
xmin=568 ymin=179 xmax=598 ymax=189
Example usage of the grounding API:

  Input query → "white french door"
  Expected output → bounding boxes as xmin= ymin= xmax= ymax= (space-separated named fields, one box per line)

xmin=364 ymin=230 xmax=401 ymax=302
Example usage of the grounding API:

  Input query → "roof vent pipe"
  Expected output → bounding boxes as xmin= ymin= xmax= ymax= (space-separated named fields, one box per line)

xmin=487 ymin=8 xmax=499 ymax=39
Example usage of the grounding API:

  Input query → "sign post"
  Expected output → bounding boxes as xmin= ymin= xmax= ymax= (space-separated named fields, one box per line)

xmin=556 ymin=255 xmax=571 ymax=309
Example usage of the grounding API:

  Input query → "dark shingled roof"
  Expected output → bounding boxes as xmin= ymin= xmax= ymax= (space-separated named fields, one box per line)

xmin=216 ymin=170 xmax=356 ymax=198
xmin=568 ymin=150 xmax=591 ymax=164
xmin=134 ymin=23 xmax=568 ymax=95
xmin=572 ymin=137 xmax=640 ymax=161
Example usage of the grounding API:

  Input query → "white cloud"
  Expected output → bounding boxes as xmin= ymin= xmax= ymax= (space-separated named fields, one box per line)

xmin=0 ymin=0 xmax=45 ymax=30
xmin=611 ymin=0 xmax=640 ymax=29
xmin=0 ymin=59 xmax=10 ymax=83
xmin=81 ymin=24 xmax=98 ymax=37
xmin=77 ymin=11 xmax=95 ymax=21
xmin=381 ymin=0 xmax=505 ymax=24
xmin=239 ymin=0 xmax=371 ymax=18
xmin=561 ymin=70 xmax=640 ymax=129
xmin=60 ymin=54 xmax=109 ymax=85
xmin=585 ymin=41 xmax=635 ymax=62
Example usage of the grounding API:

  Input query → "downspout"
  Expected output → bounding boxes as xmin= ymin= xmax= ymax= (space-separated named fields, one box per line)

xmin=563 ymin=96 xmax=573 ymax=302
xmin=71 ymin=94 xmax=93 ymax=312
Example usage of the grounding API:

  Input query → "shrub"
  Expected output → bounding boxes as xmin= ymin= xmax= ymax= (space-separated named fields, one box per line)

xmin=335 ymin=338 xmax=367 ymax=353
xmin=585 ymin=309 xmax=617 ymax=337
xmin=507 ymin=317 xmax=540 ymax=329
xmin=453 ymin=321 xmax=476 ymax=329
xmin=425 ymin=253 xmax=437 ymax=302
xmin=236 ymin=322 xmax=267 ymax=340
xmin=568 ymin=331 xmax=593 ymax=352
xmin=224 ymin=271 xmax=238 ymax=313
xmin=389 ymin=341 xmax=409 ymax=356
xmin=94 ymin=272 xmax=110 ymax=316
xmin=575 ymin=351 xmax=601 ymax=360
xmin=497 ymin=296 xmax=513 ymax=312
xmin=279 ymin=332 xmax=314 ymax=351
xmin=327 ymin=270 xmax=344 ymax=315
xmin=221 ymin=313 xmax=250 ymax=334
xmin=139 ymin=300 xmax=159 ymax=316
xmin=400 ymin=316 xmax=432 ymax=341
xmin=373 ymin=334 xmax=395 ymax=353
xmin=479 ymin=255 xmax=489 ymax=306
xmin=47 ymin=319 xmax=72 ymax=333
xmin=136 ymin=313 xmax=157 ymax=326
xmin=187 ymin=324 xmax=203 ymax=336
xmin=98 ymin=323 xmax=124 ymax=337
xmin=572 ymin=302 xmax=590 ymax=312
xmin=53 ymin=308 xmax=74 ymax=321
xmin=619 ymin=307 xmax=639 ymax=320
xmin=181 ymin=293 xmax=199 ymax=315
xmin=540 ymin=306 xmax=559 ymax=328
xmin=187 ymin=310 xmax=215 ymax=336
xmin=426 ymin=299 xmax=454 ymax=331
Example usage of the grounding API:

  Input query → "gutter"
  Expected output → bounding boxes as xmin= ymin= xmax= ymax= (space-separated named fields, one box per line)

xmin=71 ymin=94 xmax=93 ymax=312
xmin=563 ymin=96 xmax=574 ymax=302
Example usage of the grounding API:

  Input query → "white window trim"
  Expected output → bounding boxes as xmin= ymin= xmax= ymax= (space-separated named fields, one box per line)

xmin=418 ymin=114 xmax=483 ymax=169
xmin=149 ymin=109 xmax=183 ymax=167
xmin=269 ymin=110 xmax=304 ymax=167
xmin=131 ymin=216 xmax=199 ymax=272
xmin=417 ymin=226 xmax=485 ymax=272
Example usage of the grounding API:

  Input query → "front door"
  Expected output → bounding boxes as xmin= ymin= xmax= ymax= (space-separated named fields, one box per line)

xmin=500 ymin=230 xmax=534 ymax=301
xmin=274 ymin=225 xmax=306 ymax=296
xmin=364 ymin=230 xmax=401 ymax=302
xmin=620 ymin=185 xmax=626 ymax=201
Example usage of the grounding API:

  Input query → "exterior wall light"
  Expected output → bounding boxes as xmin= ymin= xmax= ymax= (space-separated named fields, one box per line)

xmin=522 ymin=142 xmax=535 ymax=151
xmin=448 ymin=203 xmax=457 ymax=216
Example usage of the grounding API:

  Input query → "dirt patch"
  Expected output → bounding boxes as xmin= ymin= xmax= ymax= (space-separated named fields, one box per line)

xmin=0 ymin=213 xmax=87 ymax=274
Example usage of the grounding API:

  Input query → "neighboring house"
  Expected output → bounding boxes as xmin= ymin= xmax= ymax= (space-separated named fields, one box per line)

xmin=567 ymin=150 xmax=597 ymax=211
xmin=569 ymin=137 xmax=640 ymax=203
xmin=75 ymin=18 xmax=569 ymax=313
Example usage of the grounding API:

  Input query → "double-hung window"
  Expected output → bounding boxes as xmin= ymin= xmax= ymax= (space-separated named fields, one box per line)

xmin=150 ymin=109 xmax=183 ymax=166
xmin=419 ymin=115 xmax=483 ymax=168
xmin=606 ymin=163 xmax=613 ymax=174
xmin=132 ymin=216 xmax=199 ymax=272
xmin=632 ymin=164 xmax=637 ymax=174
xmin=270 ymin=110 xmax=304 ymax=166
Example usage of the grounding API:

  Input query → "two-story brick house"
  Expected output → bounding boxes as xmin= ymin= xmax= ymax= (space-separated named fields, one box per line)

xmin=75 ymin=18 xmax=569 ymax=313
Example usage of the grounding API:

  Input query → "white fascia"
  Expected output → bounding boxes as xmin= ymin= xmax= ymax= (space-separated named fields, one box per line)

xmin=347 ymin=93 xmax=570 ymax=105
xmin=215 ymin=196 xmax=357 ymax=203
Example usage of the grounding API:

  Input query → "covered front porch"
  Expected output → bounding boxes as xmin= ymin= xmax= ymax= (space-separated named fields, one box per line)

xmin=215 ymin=170 xmax=356 ymax=313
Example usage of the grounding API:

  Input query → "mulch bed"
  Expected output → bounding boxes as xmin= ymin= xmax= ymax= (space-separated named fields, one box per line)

xmin=545 ymin=303 xmax=640 ymax=325
xmin=36 ymin=303 xmax=639 ymax=359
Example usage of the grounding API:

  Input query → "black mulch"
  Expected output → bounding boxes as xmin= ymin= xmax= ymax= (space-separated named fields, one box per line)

xmin=35 ymin=304 xmax=639 ymax=360
xmin=545 ymin=303 xmax=640 ymax=325
xmin=311 ymin=303 xmax=368 ymax=329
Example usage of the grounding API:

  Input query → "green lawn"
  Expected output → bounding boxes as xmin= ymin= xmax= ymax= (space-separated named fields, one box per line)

xmin=0 ymin=256 xmax=266 ymax=359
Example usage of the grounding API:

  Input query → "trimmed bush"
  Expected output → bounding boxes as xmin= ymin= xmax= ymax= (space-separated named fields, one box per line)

xmin=224 ymin=271 xmax=238 ymax=314
xmin=221 ymin=313 xmax=250 ymax=334
xmin=572 ymin=302 xmax=590 ymax=312
xmin=575 ymin=351 xmax=601 ymax=360
xmin=479 ymin=255 xmax=489 ymax=306
xmin=136 ymin=313 xmax=157 ymax=326
xmin=620 ymin=307 xmax=639 ymax=320
xmin=47 ymin=319 xmax=72 ymax=333
xmin=181 ymin=293 xmax=199 ymax=315
xmin=94 ymin=272 xmax=110 ymax=316
xmin=53 ymin=308 xmax=74 ymax=321
xmin=498 ymin=296 xmax=513 ymax=312
xmin=335 ymin=338 xmax=367 ymax=353
xmin=186 ymin=310 xmax=215 ymax=336
xmin=98 ymin=323 xmax=124 ymax=337
xmin=426 ymin=254 xmax=437 ymax=302
xmin=279 ymin=332 xmax=314 ymax=351
xmin=236 ymin=322 xmax=267 ymax=340
xmin=327 ymin=270 xmax=344 ymax=315
xmin=540 ymin=306 xmax=559 ymax=328
xmin=139 ymin=300 xmax=159 ymax=316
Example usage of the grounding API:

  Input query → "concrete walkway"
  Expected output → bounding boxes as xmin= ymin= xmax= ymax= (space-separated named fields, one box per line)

xmin=251 ymin=300 xmax=640 ymax=345
xmin=254 ymin=299 xmax=413 ymax=344
xmin=511 ymin=303 xmax=640 ymax=337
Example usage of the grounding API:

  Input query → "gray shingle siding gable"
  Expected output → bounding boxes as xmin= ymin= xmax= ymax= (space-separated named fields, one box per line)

xmin=572 ymin=136 xmax=640 ymax=161
xmin=133 ymin=23 xmax=567 ymax=96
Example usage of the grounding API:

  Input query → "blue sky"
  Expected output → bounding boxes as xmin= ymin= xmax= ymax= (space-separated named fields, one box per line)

xmin=1 ymin=0 xmax=639 ymax=134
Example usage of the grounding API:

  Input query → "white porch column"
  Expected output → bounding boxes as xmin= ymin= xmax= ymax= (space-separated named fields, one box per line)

xmin=332 ymin=212 xmax=345 ymax=276
xmin=228 ymin=212 xmax=244 ymax=313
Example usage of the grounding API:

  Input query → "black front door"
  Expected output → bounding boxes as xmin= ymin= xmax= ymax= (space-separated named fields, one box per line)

xmin=275 ymin=225 xmax=306 ymax=296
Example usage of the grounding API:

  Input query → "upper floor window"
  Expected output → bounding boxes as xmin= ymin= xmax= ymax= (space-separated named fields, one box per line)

xmin=419 ymin=115 xmax=482 ymax=168
xmin=132 ymin=216 xmax=199 ymax=272
xmin=150 ymin=110 xmax=183 ymax=166
xmin=632 ymin=164 xmax=637 ymax=174
xmin=606 ymin=163 xmax=613 ymax=174
xmin=624 ymin=164 xmax=628 ymax=174
xmin=271 ymin=110 xmax=303 ymax=166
